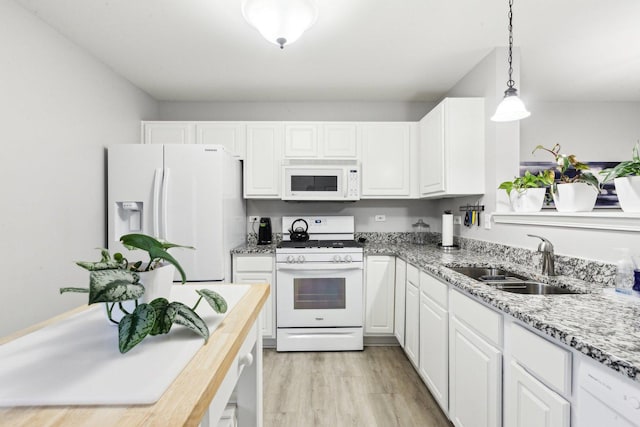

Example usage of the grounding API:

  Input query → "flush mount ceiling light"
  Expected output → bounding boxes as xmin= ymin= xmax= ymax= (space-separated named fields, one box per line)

xmin=491 ymin=0 xmax=531 ymax=122
xmin=241 ymin=0 xmax=318 ymax=49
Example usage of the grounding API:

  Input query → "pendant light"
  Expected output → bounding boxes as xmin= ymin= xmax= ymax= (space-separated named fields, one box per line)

xmin=241 ymin=0 xmax=318 ymax=49
xmin=491 ymin=0 xmax=530 ymax=122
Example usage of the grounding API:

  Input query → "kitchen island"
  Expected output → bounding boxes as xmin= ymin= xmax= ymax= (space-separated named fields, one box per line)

xmin=0 ymin=283 xmax=269 ymax=427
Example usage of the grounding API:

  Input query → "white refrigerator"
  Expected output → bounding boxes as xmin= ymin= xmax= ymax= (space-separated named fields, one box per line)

xmin=107 ymin=144 xmax=246 ymax=282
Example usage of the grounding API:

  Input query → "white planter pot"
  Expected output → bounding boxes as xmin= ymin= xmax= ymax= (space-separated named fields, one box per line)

xmin=138 ymin=263 xmax=176 ymax=303
xmin=509 ymin=188 xmax=547 ymax=213
xmin=614 ymin=176 xmax=640 ymax=213
xmin=552 ymin=182 xmax=598 ymax=212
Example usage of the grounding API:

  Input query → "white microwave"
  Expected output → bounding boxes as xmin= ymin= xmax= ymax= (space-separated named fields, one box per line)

xmin=282 ymin=160 xmax=360 ymax=201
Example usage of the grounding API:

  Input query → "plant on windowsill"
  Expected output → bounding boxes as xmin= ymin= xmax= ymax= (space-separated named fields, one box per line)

xmin=59 ymin=233 xmax=228 ymax=354
xmin=532 ymin=144 xmax=600 ymax=212
xmin=499 ymin=170 xmax=555 ymax=212
xmin=600 ymin=142 xmax=640 ymax=213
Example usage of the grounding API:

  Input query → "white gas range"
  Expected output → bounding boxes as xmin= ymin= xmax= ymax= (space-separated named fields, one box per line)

xmin=275 ymin=216 xmax=364 ymax=352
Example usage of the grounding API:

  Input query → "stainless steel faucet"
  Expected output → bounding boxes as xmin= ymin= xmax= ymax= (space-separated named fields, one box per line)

xmin=527 ymin=234 xmax=556 ymax=276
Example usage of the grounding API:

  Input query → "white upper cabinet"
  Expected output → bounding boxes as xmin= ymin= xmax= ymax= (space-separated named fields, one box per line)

xmin=142 ymin=122 xmax=195 ymax=145
xmin=284 ymin=123 xmax=319 ymax=158
xmin=283 ymin=122 xmax=358 ymax=159
xmin=195 ymin=122 xmax=246 ymax=159
xmin=323 ymin=123 xmax=358 ymax=158
xmin=244 ymin=123 xmax=283 ymax=198
xmin=419 ymin=98 xmax=485 ymax=198
xmin=360 ymin=122 xmax=416 ymax=198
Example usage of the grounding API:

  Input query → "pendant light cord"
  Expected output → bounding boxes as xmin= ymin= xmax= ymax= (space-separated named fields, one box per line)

xmin=506 ymin=0 xmax=515 ymax=89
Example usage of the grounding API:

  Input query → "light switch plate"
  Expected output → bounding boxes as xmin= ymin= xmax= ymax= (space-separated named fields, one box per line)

xmin=453 ymin=216 xmax=462 ymax=225
xmin=375 ymin=215 xmax=386 ymax=222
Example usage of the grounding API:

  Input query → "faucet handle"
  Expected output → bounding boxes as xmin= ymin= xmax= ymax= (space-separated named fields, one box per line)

xmin=527 ymin=234 xmax=554 ymax=253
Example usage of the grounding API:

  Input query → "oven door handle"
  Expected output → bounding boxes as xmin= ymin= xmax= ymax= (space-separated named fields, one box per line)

xmin=276 ymin=263 xmax=363 ymax=271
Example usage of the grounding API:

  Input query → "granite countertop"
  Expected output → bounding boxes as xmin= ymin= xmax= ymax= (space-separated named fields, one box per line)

xmin=231 ymin=240 xmax=640 ymax=383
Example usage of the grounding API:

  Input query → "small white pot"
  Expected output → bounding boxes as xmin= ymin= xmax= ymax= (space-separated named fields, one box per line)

xmin=614 ymin=176 xmax=640 ymax=213
xmin=552 ymin=182 xmax=599 ymax=212
xmin=509 ymin=188 xmax=547 ymax=213
xmin=138 ymin=263 xmax=176 ymax=303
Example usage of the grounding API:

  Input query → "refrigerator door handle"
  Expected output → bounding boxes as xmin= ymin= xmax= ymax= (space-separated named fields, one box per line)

xmin=161 ymin=168 xmax=170 ymax=239
xmin=152 ymin=168 xmax=163 ymax=237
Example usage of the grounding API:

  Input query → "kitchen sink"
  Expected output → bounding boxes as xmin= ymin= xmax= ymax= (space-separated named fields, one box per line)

xmin=449 ymin=266 xmax=580 ymax=295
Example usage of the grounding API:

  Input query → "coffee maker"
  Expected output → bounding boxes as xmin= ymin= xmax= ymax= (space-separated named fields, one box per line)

xmin=257 ymin=217 xmax=272 ymax=245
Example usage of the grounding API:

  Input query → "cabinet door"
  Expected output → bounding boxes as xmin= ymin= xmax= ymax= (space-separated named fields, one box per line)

xmin=419 ymin=103 xmax=444 ymax=195
xmin=284 ymin=123 xmax=319 ymax=158
xmin=404 ymin=281 xmax=420 ymax=367
xmin=449 ymin=316 xmax=501 ymax=427
xmin=143 ymin=122 xmax=195 ymax=145
xmin=234 ymin=272 xmax=275 ymax=338
xmin=365 ymin=256 xmax=395 ymax=335
xmin=360 ymin=123 xmax=412 ymax=197
xmin=505 ymin=361 xmax=570 ymax=427
xmin=244 ymin=123 xmax=283 ymax=198
xmin=394 ymin=258 xmax=407 ymax=347
xmin=322 ymin=123 xmax=358 ymax=158
xmin=195 ymin=122 xmax=246 ymax=159
xmin=419 ymin=291 xmax=448 ymax=413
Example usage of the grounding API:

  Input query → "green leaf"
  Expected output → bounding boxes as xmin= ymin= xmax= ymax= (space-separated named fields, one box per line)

xmin=59 ymin=287 xmax=89 ymax=294
xmin=76 ymin=249 xmax=123 ymax=271
xmin=169 ymin=301 xmax=209 ymax=343
xmin=118 ymin=304 xmax=157 ymax=353
xmin=149 ymin=298 xmax=176 ymax=335
xmin=196 ymin=289 xmax=228 ymax=314
xmin=119 ymin=233 xmax=194 ymax=283
xmin=88 ymin=269 xmax=144 ymax=304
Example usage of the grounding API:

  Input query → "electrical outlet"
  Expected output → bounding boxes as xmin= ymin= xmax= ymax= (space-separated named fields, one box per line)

xmin=249 ymin=216 xmax=260 ymax=223
xmin=375 ymin=215 xmax=386 ymax=222
xmin=453 ymin=215 xmax=462 ymax=225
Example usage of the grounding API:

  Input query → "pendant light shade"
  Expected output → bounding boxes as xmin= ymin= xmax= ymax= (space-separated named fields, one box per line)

xmin=491 ymin=88 xmax=531 ymax=122
xmin=491 ymin=0 xmax=530 ymax=122
xmin=242 ymin=0 xmax=318 ymax=49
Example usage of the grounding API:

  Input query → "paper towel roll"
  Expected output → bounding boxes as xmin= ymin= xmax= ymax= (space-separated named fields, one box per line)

xmin=442 ymin=213 xmax=453 ymax=246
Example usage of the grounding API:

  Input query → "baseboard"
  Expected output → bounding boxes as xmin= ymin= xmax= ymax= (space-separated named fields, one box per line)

xmin=364 ymin=335 xmax=400 ymax=346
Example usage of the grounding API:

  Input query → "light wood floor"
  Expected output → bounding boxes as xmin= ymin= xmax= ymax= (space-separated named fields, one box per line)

xmin=263 ymin=346 xmax=452 ymax=427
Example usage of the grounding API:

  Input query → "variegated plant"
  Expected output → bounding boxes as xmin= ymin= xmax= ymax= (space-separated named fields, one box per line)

xmin=60 ymin=246 xmax=227 ymax=354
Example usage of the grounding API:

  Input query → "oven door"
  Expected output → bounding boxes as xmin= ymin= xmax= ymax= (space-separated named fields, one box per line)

xmin=276 ymin=263 xmax=363 ymax=327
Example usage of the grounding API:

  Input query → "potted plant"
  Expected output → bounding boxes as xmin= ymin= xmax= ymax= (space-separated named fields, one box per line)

xmin=499 ymin=170 xmax=555 ymax=212
xmin=60 ymin=234 xmax=227 ymax=354
xmin=600 ymin=142 xmax=640 ymax=212
xmin=532 ymin=144 xmax=600 ymax=212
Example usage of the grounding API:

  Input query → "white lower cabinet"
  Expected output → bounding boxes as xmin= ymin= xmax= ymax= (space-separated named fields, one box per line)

xmin=505 ymin=360 xmax=570 ymax=427
xmin=418 ymin=271 xmax=448 ymax=412
xmin=364 ymin=256 xmax=395 ymax=335
xmin=394 ymin=258 xmax=407 ymax=347
xmin=449 ymin=291 xmax=502 ymax=427
xmin=232 ymin=255 xmax=275 ymax=339
xmin=404 ymin=263 xmax=420 ymax=367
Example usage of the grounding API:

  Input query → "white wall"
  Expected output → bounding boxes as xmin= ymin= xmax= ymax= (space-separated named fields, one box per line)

xmin=0 ymin=0 xmax=158 ymax=337
xmin=437 ymin=48 xmax=638 ymax=263
xmin=521 ymin=101 xmax=640 ymax=162
xmin=247 ymin=199 xmax=437 ymax=234
xmin=158 ymin=101 xmax=436 ymax=122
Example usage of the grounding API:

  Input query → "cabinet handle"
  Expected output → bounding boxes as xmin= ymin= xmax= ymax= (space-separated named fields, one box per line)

xmin=239 ymin=352 xmax=253 ymax=368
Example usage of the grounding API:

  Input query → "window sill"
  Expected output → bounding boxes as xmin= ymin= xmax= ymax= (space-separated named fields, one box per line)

xmin=491 ymin=211 xmax=640 ymax=232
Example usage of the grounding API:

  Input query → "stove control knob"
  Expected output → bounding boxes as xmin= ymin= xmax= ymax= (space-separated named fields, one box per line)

xmin=345 ymin=255 xmax=353 ymax=263
xmin=286 ymin=256 xmax=295 ymax=263
xmin=333 ymin=255 xmax=342 ymax=263
xmin=297 ymin=255 xmax=305 ymax=263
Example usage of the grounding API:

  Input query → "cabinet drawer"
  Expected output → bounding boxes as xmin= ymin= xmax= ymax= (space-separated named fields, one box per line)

xmin=407 ymin=263 xmax=419 ymax=285
xmin=450 ymin=290 xmax=502 ymax=347
xmin=420 ymin=271 xmax=448 ymax=309
xmin=234 ymin=256 xmax=273 ymax=272
xmin=511 ymin=324 xmax=571 ymax=395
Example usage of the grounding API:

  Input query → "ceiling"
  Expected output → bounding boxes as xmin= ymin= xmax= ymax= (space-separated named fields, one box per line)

xmin=14 ymin=0 xmax=640 ymax=102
